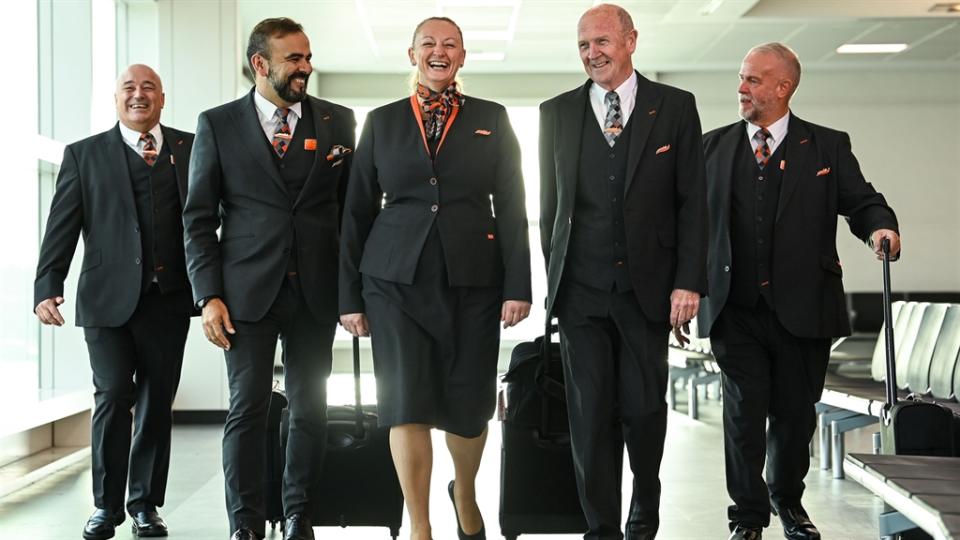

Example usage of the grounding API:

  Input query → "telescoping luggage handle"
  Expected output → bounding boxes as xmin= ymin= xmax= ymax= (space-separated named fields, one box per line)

xmin=881 ymin=238 xmax=898 ymax=419
xmin=351 ymin=336 xmax=366 ymax=438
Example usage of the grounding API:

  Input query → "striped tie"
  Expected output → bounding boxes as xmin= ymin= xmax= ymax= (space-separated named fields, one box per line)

xmin=272 ymin=107 xmax=292 ymax=158
xmin=140 ymin=133 xmax=158 ymax=167
xmin=753 ymin=128 xmax=772 ymax=169
xmin=603 ymin=91 xmax=623 ymax=147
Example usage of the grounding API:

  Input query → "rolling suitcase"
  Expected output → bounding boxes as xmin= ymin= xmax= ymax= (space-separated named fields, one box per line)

xmin=268 ymin=337 xmax=404 ymax=538
xmin=499 ymin=322 xmax=587 ymax=540
xmin=878 ymin=239 xmax=955 ymax=456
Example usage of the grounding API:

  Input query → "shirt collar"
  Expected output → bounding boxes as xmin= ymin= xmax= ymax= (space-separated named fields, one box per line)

xmin=254 ymin=88 xmax=302 ymax=120
xmin=590 ymin=71 xmax=638 ymax=107
xmin=118 ymin=121 xmax=162 ymax=148
xmin=746 ymin=110 xmax=790 ymax=144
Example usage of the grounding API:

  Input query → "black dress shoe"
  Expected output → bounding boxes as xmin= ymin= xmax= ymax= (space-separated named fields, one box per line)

xmin=131 ymin=510 xmax=168 ymax=537
xmin=82 ymin=508 xmax=125 ymax=540
xmin=284 ymin=514 xmax=314 ymax=540
xmin=772 ymin=505 xmax=820 ymax=540
xmin=229 ymin=528 xmax=257 ymax=540
xmin=448 ymin=480 xmax=486 ymax=540
xmin=728 ymin=523 xmax=763 ymax=540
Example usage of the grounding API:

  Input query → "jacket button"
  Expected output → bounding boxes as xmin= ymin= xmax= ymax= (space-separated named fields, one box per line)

xmin=135 ymin=257 xmax=141 ymax=265
xmin=134 ymin=226 xmax=140 ymax=233
xmin=429 ymin=177 xmax=437 ymax=186
xmin=723 ymin=265 xmax=730 ymax=272
xmin=430 ymin=204 xmax=439 ymax=213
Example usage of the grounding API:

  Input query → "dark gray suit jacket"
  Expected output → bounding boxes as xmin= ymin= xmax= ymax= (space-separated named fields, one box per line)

xmin=540 ymin=73 xmax=708 ymax=322
xmin=183 ymin=89 xmax=356 ymax=323
xmin=697 ymin=114 xmax=899 ymax=339
xmin=34 ymin=123 xmax=194 ymax=327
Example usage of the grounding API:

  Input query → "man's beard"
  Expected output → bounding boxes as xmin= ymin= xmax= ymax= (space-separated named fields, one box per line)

xmin=269 ymin=66 xmax=309 ymax=102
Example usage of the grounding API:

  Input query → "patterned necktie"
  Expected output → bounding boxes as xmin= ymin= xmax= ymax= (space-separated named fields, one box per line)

xmin=603 ymin=91 xmax=623 ymax=147
xmin=272 ymin=107 xmax=292 ymax=158
xmin=140 ymin=132 xmax=158 ymax=167
xmin=753 ymin=128 xmax=772 ymax=169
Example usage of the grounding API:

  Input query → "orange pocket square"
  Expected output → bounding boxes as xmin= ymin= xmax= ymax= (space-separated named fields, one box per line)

xmin=816 ymin=167 xmax=831 ymax=177
xmin=655 ymin=144 xmax=671 ymax=155
xmin=474 ymin=129 xmax=492 ymax=136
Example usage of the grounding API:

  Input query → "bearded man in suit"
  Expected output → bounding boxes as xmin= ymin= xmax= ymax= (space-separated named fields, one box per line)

xmin=183 ymin=17 xmax=355 ymax=540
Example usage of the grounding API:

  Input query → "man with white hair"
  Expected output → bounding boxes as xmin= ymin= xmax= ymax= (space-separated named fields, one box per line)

xmin=697 ymin=43 xmax=901 ymax=540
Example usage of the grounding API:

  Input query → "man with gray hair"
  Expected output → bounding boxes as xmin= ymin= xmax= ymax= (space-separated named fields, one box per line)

xmin=697 ymin=43 xmax=900 ymax=540
xmin=35 ymin=64 xmax=195 ymax=539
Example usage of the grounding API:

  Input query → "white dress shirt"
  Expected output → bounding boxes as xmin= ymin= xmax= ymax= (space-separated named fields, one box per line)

xmin=253 ymin=89 xmax=301 ymax=143
xmin=118 ymin=122 xmax=163 ymax=156
xmin=589 ymin=71 xmax=638 ymax=131
xmin=746 ymin=111 xmax=790 ymax=155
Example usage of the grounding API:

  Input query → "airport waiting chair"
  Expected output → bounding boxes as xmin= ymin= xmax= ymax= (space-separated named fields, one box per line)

xmin=905 ymin=303 xmax=950 ymax=395
xmin=927 ymin=304 xmax=960 ymax=401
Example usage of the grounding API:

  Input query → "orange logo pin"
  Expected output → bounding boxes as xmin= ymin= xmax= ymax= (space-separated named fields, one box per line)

xmin=304 ymin=139 xmax=317 ymax=151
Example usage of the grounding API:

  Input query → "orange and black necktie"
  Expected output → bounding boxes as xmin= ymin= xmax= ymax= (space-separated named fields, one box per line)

xmin=753 ymin=127 xmax=772 ymax=169
xmin=272 ymin=107 xmax=292 ymax=158
xmin=140 ymin=132 xmax=158 ymax=167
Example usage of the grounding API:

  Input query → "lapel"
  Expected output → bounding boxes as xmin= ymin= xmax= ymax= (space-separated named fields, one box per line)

xmin=160 ymin=125 xmax=189 ymax=207
xmin=106 ymin=124 xmax=138 ymax=223
xmin=558 ymin=81 xmax=590 ymax=203
xmin=230 ymin=89 xmax=288 ymax=197
xmin=624 ymin=72 xmax=664 ymax=196
xmin=715 ymin=122 xmax=744 ymax=220
xmin=294 ymin=97 xmax=332 ymax=208
xmin=775 ymin=113 xmax=811 ymax=222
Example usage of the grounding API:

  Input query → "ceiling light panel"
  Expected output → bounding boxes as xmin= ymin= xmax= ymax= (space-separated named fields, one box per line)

xmin=836 ymin=43 xmax=908 ymax=53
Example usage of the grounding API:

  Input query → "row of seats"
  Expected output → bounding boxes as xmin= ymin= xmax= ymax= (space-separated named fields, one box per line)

xmin=818 ymin=301 xmax=960 ymax=477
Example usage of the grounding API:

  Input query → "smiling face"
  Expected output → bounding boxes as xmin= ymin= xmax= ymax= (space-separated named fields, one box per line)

xmin=115 ymin=64 xmax=164 ymax=133
xmin=737 ymin=50 xmax=793 ymax=127
xmin=408 ymin=19 xmax=465 ymax=93
xmin=253 ymin=31 xmax=313 ymax=106
xmin=577 ymin=7 xmax=637 ymax=91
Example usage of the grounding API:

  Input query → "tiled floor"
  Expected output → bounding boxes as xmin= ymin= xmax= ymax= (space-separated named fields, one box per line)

xmin=0 ymin=391 xmax=884 ymax=540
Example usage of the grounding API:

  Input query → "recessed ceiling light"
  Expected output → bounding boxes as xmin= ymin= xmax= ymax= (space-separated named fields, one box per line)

xmin=928 ymin=3 xmax=960 ymax=13
xmin=469 ymin=52 xmax=506 ymax=61
xmin=836 ymin=43 xmax=908 ymax=54
xmin=700 ymin=0 xmax=726 ymax=15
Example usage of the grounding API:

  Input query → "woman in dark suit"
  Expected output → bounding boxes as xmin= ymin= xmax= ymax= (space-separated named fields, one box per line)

xmin=339 ymin=16 xmax=531 ymax=540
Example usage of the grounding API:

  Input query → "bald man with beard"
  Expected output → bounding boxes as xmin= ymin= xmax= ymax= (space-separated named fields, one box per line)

xmin=35 ymin=64 xmax=196 ymax=539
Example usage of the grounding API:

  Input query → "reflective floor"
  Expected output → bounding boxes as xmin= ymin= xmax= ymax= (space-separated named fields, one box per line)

xmin=0 ymin=388 xmax=883 ymax=540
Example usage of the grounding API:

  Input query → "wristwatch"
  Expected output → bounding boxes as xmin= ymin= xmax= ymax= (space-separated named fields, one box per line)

xmin=196 ymin=295 xmax=219 ymax=309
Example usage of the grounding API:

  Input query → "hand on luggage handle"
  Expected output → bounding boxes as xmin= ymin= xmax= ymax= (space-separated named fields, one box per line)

xmin=881 ymin=238 xmax=898 ymax=420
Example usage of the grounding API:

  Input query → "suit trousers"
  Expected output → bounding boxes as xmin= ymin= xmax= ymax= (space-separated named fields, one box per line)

xmin=83 ymin=285 xmax=191 ymax=514
xmin=556 ymin=280 xmax=670 ymax=540
xmin=221 ymin=275 xmax=335 ymax=535
xmin=711 ymin=300 xmax=830 ymax=527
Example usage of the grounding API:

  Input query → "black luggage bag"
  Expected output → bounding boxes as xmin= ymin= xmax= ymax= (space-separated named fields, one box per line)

xmin=499 ymin=322 xmax=587 ymax=540
xmin=266 ymin=337 xmax=404 ymax=538
xmin=877 ymin=239 xmax=955 ymax=456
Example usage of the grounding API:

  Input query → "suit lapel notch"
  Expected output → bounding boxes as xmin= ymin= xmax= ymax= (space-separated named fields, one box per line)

xmin=775 ymin=116 xmax=810 ymax=222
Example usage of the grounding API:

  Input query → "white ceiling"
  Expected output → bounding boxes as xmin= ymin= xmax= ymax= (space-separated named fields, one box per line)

xmin=238 ymin=0 xmax=960 ymax=73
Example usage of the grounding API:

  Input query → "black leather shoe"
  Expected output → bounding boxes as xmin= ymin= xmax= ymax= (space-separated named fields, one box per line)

xmin=131 ymin=510 xmax=168 ymax=537
xmin=283 ymin=514 xmax=314 ymax=540
xmin=448 ymin=480 xmax=486 ymax=540
xmin=729 ymin=523 xmax=763 ymax=540
xmin=771 ymin=505 xmax=820 ymax=540
xmin=82 ymin=508 xmax=125 ymax=540
xmin=229 ymin=528 xmax=257 ymax=540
